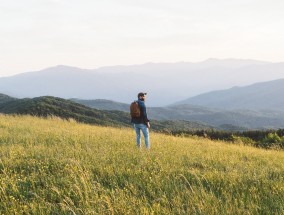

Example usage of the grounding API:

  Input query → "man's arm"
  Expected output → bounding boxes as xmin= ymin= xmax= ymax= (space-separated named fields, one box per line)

xmin=140 ymin=101 xmax=150 ymax=124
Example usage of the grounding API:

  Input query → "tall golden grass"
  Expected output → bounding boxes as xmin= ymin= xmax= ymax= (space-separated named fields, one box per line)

xmin=0 ymin=114 xmax=283 ymax=214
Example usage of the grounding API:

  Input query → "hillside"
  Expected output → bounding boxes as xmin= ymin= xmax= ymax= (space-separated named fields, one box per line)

xmin=0 ymin=115 xmax=283 ymax=214
xmin=1 ymin=59 xmax=284 ymax=106
xmin=71 ymin=98 xmax=129 ymax=112
xmin=0 ymin=93 xmax=17 ymax=104
xmin=176 ymin=78 xmax=284 ymax=110
xmin=0 ymin=96 xmax=131 ymax=127
xmin=0 ymin=94 xmax=212 ymax=132
xmin=2 ymin=93 xmax=284 ymax=130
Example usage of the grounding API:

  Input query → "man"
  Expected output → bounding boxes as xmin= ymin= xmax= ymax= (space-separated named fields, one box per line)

xmin=131 ymin=92 xmax=150 ymax=149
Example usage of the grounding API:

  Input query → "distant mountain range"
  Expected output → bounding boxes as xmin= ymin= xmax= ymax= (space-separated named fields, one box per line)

xmin=149 ymin=105 xmax=284 ymax=130
xmin=175 ymin=78 xmax=284 ymax=110
xmin=70 ymin=98 xmax=129 ymax=112
xmin=1 ymin=59 xmax=284 ymax=106
xmin=1 ymin=58 xmax=284 ymax=130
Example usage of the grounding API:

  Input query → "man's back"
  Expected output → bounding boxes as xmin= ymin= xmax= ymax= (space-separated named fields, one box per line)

xmin=131 ymin=92 xmax=150 ymax=149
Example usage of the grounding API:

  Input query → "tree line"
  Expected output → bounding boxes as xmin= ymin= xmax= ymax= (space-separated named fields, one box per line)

xmin=170 ymin=129 xmax=284 ymax=150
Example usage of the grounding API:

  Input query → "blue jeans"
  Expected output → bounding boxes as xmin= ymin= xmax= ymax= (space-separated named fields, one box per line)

xmin=134 ymin=123 xmax=150 ymax=149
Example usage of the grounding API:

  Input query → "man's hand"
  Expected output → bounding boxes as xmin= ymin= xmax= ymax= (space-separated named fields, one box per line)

xmin=147 ymin=122 xmax=150 ymax=128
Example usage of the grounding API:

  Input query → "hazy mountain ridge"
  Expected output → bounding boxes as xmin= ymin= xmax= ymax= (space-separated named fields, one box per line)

xmin=71 ymin=98 xmax=129 ymax=112
xmin=176 ymin=78 xmax=284 ymax=110
xmin=72 ymin=98 xmax=284 ymax=130
xmin=1 ymin=59 xmax=284 ymax=106
xmin=147 ymin=105 xmax=284 ymax=129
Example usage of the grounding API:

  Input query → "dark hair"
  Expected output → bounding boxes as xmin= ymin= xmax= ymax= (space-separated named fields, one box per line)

xmin=137 ymin=92 xmax=147 ymax=98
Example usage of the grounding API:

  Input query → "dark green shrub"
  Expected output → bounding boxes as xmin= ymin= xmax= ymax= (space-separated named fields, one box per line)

xmin=259 ymin=133 xmax=281 ymax=149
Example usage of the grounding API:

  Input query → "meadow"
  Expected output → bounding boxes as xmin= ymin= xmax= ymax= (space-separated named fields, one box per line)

xmin=0 ymin=115 xmax=283 ymax=214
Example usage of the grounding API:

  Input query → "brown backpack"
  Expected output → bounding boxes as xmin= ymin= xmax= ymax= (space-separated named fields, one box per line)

xmin=130 ymin=101 xmax=141 ymax=118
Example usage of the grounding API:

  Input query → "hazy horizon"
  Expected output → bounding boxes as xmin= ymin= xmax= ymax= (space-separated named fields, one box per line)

xmin=0 ymin=57 xmax=278 ymax=78
xmin=1 ymin=59 xmax=284 ymax=106
xmin=1 ymin=0 xmax=284 ymax=76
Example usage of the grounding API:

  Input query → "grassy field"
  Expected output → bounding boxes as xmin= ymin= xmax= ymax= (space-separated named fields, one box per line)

xmin=0 ymin=115 xmax=284 ymax=214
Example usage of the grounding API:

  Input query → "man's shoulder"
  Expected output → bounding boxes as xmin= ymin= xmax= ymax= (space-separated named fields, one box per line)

xmin=137 ymin=100 xmax=145 ymax=105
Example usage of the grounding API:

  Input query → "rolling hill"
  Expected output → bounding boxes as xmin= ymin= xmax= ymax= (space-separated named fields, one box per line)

xmin=72 ymin=98 xmax=284 ymax=130
xmin=0 ymin=93 xmax=17 ymax=104
xmin=71 ymin=98 xmax=129 ymax=112
xmin=0 ymin=94 xmax=212 ymax=132
xmin=0 ymin=96 xmax=131 ymax=127
xmin=2 ymin=93 xmax=284 ymax=130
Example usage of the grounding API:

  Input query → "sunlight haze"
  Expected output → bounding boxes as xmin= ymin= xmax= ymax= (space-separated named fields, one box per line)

xmin=1 ymin=0 xmax=284 ymax=76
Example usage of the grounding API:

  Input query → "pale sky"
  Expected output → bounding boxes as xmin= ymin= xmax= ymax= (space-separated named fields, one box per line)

xmin=1 ymin=0 xmax=284 ymax=76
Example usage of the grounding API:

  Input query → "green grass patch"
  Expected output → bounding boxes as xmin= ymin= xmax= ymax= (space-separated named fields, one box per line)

xmin=0 ymin=115 xmax=283 ymax=214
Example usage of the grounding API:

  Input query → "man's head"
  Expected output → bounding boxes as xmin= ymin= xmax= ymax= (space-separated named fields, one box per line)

xmin=138 ymin=92 xmax=147 ymax=101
